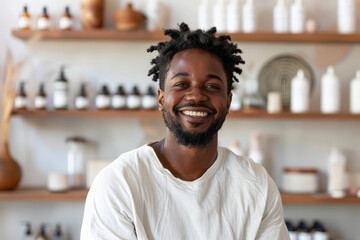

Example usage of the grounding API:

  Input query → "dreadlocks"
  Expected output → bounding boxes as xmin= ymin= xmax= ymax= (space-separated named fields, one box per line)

xmin=147 ymin=22 xmax=245 ymax=94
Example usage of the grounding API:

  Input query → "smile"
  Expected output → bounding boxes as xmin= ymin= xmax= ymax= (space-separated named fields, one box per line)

xmin=182 ymin=111 xmax=209 ymax=117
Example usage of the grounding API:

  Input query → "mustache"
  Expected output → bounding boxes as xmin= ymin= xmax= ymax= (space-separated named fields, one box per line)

xmin=174 ymin=102 xmax=216 ymax=114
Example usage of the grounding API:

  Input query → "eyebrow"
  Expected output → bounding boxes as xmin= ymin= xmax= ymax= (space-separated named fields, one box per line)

xmin=171 ymin=72 xmax=224 ymax=83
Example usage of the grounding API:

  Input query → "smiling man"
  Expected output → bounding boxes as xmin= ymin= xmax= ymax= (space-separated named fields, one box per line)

xmin=81 ymin=23 xmax=290 ymax=240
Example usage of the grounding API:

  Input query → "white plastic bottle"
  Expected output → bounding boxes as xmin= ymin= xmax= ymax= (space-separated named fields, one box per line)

xmin=321 ymin=66 xmax=340 ymax=114
xmin=146 ymin=0 xmax=166 ymax=31
xmin=290 ymin=0 xmax=305 ymax=33
xmin=226 ymin=0 xmax=241 ymax=33
xmin=242 ymin=0 xmax=256 ymax=33
xmin=248 ymin=131 xmax=263 ymax=165
xmin=350 ymin=70 xmax=360 ymax=114
xmin=338 ymin=0 xmax=355 ymax=34
xmin=198 ymin=0 xmax=211 ymax=30
xmin=213 ymin=0 xmax=226 ymax=32
xmin=273 ymin=0 xmax=288 ymax=33
xmin=328 ymin=148 xmax=347 ymax=198
xmin=290 ymin=69 xmax=309 ymax=113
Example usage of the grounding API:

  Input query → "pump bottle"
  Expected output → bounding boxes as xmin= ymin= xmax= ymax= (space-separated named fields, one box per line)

xmin=338 ymin=0 xmax=355 ymax=34
xmin=321 ymin=66 xmax=340 ymax=114
xmin=213 ymin=0 xmax=226 ymax=32
xmin=226 ymin=0 xmax=240 ymax=33
xmin=290 ymin=69 xmax=309 ymax=113
xmin=198 ymin=0 xmax=211 ymax=30
xmin=350 ymin=70 xmax=360 ymax=114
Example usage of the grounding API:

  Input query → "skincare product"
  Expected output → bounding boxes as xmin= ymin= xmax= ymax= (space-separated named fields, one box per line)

xmin=14 ymin=82 xmax=27 ymax=110
xmin=350 ymin=70 xmax=360 ymax=114
xmin=126 ymin=86 xmax=142 ymax=109
xmin=142 ymin=86 xmax=158 ymax=110
xmin=267 ymin=92 xmax=282 ymax=113
xmin=321 ymin=66 xmax=340 ymax=114
xmin=226 ymin=0 xmax=240 ymax=33
xmin=242 ymin=0 xmax=256 ymax=33
xmin=213 ymin=0 xmax=226 ymax=32
xmin=96 ymin=85 xmax=111 ymax=110
xmin=273 ymin=0 xmax=288 ymax=33
xmin=290 ymin=69 xmax=309 ymax=113
xmin=59 ymin=6 xmax=73 ymax=30
xmin=34 ymin=83 xmax=47 ymax=110
xmin=248 ymin=131 xmax=263 ymax=165
xmin=53 ymin=66 xmax=69 ymax=110
xmin=19 ymin=6 xmax=31 ymax=30
xmin=37 ymin=7 xmax=50 ymax=30
xmin=328 ymin=148 xmax=347 ymax=198
xmin=198 ymin=0 xmax=211 ymax=30
xmin=112 ymin=85 xmax=127 ymax=110
xmin=75 ymin=83 xmax=89 ymax=110
xmin=290 ymin=0 xmax=305 ymax=33
xmin=338 ymin=0 xmax=355 ymax=34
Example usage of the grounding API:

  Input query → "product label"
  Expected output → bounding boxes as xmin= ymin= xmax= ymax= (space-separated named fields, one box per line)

xmin=14 ymin=96 xmax=27 ymax=109
xmin=18 ymin=17 xmax=30 ymax=29
xmin=59 ymin=17 xmax=72 ymax=30
xmin=96 ymin=95 xmax=111 ymax=109
xmin=111 ymin=96 xmax=126 ymax=109
xmin=54 ymin=81 xmax=68 ymax=91
xmin=142 ymin=96 xmax=158 ymax=109
xmin=53 ymin=91 xmax=68 ymax=108
xmin=37 ymin=18 xmax=50 ymax=30
xmin=34 ymin=97 xmax=47 ymax=109
xmin=126 ymin=96 xmax=142 ymax=109
xmin=75 ymin=97 xmax=89 ymax=109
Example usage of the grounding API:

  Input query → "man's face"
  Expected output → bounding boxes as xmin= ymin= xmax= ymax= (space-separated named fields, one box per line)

xmin=158 ymin=48 xmax=232 ymax=147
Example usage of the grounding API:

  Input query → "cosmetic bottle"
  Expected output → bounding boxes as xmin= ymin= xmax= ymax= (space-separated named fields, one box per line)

xmin=285 ymin=220 xmax=298 ymax=240
xmin=67 ymin=136 xmax=87 ymax=188
xmin=112 ymin=85 xmax=127 ymax=110
xmin=14 ymin=81 xmax=27 ymax=110
xmin=321 ymin=66 xmax=340 ymax=114
xmin=35 ymin=224 xmax=48 ymax=240
xmin=213 ymin=0 xmax=226 ymax=32
xmin=75 ymin=83 xmax=89 ymax=110
xmin=328 ymin=148 xmax=346 ymax=198
xmin=226 ymin=0 xmax=241 ymax=33
xmin=248 ymin=131 xmax=263 ymax=165
xmin=54 ymin=224 xmax=63 ymax=240
xmin=53 ymin=66 xmax=69 ymax=110
xmin=198 ymin=0 xmax=211 ymax=30
xmin=230 ymin=86 xmax=242 ymax=111
xmin=290 ymin=69 xmax=309 ymax=113
xmin=22 ymin=222 xmax=34 ymax=240
xmin=290 ymin=0 xmax=305 ymax=33
xmin=146 ymin=0 xmax=166 ymax=31
xmin=297 ymin=221 xmax=311 ymax=240
xmin=142 ymin=86 xmax=158 ymax=110
xmin=34 ymin=83 xmax=47 ymax=110
xmin=126 ymin=86 xmax=142 ymax=109
xmin=19 ymin=6 xmax=31 ymax=30
xmin=312 ymin=221 xmax=329 ymax=240
xmin=59 ymin=6 xmax=73 ymax=30
xmin=37 ymin=7 xmax=50 ymax=30
xmin=350 ymin=70 xmax=360 ymax=114
xmin=242 ymin=0 xmax=256 ymax=33
xmin=273 ymin=0 xmax=288 ymax=33
xmin=96 ymin=85 xmax=111 ymax=110
xmin=338 ymin=0 xmax=355 ymax=34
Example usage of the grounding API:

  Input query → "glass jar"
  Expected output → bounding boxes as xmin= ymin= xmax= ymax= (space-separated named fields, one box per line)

xmin=66 ymin=137 xmax=87 ymax=188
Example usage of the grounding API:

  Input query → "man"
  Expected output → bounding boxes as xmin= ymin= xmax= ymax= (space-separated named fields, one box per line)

xmin=81 ymin=23 xmax=289 ymax=240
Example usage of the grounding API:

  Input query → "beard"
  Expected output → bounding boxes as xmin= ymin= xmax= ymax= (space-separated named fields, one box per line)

xmin=162 ymin=103 xmax=227 ymax=148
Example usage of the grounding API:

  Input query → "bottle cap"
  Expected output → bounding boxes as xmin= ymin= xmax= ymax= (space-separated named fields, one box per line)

xmin=147 ymin=86 xmax=156 ymax=96
xmin=58 ymin=66 xmax=68 ymax=81
xmin=55 ymin=224 xmax=62 ymax=237
xmin=116 ymin=85 xmax=126 ymax=95
xmin=79 ymin=83 xmax=87 ymax=96
xmin=99 ymin=85 xmax=110 ymax=95
xmin=132 ymin=86 xmax=140 ymax=95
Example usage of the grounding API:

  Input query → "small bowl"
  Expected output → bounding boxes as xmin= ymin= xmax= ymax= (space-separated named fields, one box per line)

xmin=114 ymin=3 xmax=145 ymax=30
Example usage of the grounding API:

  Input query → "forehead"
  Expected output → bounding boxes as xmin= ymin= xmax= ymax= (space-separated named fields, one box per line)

xmin=168 ymin=48 xmax=225 ymax=75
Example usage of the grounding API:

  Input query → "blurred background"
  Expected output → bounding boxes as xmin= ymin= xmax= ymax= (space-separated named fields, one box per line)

xmin=1 ymin=0 xmax=360 ymax=239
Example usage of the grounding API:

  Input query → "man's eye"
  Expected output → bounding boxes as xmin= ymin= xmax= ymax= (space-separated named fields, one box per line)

xmin=206 ymin=84 xmax=220 ymax=90
xmin=175 ymin=82 xmax=188 ymax=88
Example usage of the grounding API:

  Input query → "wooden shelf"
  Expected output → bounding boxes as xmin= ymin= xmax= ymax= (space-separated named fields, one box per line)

xmin=11 ymin=110 xmax=360 ymax=120
xmin=0 ymin=188 xmax=87 ymax=202
xmin=1 ymin=188 xmax=360 ymax=204
xmin=12 ymin=29 xmax=360 ymax=43
xmin=281 ymin=193 xmax=360 ymax=205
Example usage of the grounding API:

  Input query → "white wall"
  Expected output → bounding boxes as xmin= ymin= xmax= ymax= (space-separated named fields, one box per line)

xmin=1 ymin=0 xmax=360 ymax=239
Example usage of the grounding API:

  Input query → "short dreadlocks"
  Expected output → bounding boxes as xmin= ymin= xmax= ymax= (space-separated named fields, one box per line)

xmin=147 ymin=22 xmax=245 ymax=94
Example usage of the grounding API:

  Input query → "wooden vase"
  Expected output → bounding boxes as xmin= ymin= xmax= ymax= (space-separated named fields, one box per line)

xmin=0 ymin=141 xmax=21 ymax=190
xmin=81 ymin=0 xmax=104 ymax=29
xmin=114 ymin=3 xmax=145 ymax=30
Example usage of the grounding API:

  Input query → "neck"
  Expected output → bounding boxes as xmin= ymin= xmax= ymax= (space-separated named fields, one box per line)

xmin=152 ymin=131 xmax=218 ymax=181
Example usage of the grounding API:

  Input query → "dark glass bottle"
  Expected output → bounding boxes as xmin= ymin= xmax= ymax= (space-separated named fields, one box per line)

xmin=96 ymin=85 xmax=111 ymax=110
xmin=14 ymin=81 xmax=27 ymax=110
xmin=112 ymin=85 xmax=127 ymax=110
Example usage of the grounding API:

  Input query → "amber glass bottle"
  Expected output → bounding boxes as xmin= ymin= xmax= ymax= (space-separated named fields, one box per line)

xmin=18 ymin=6 xmax=31 ymax=30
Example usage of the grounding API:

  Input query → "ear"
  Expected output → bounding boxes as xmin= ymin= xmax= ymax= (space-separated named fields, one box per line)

xmin=158 ymin=89 xmax=164 ymax=111
xmin=226 ymin=92 xmax=232 ymax=114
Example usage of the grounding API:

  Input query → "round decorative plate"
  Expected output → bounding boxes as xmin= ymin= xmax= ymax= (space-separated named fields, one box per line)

xmin=257 ymin=54 xmax=315 ymax=110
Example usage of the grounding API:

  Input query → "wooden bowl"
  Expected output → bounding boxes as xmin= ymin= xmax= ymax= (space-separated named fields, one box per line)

xmin=114 ymin=3 xmax=145 ymax=30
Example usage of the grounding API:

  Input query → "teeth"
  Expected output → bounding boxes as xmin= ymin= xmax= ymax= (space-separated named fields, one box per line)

xmin=183 ymin=111 xmax=208 ymax=117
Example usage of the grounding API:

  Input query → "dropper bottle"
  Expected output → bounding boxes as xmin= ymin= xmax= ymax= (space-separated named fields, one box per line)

xmin=112 ymin=85 xmax=127 ymax=110
xmin=14 ymin=81 xmax=28 ymax=110
xmin=19 ymin=5 xmax=31 ymax=30
xmin=37 ymin=7 xmax=51 ymax=30
xmin=59 ymin=6 xmax=73 ymax=30
xmin=34 ymin=83 xmax=47 ymax=110
xmin=75 ymin=83 xmax=89 ymax=110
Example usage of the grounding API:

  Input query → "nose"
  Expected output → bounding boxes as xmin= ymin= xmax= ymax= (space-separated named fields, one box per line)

xmin=185 ymin=87 xmax=208 ymax=102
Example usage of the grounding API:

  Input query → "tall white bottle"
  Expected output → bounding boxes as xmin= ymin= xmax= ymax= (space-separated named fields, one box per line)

xmin=248 ymin=131 xmax=263 ymax=165
xmin=273 ymin=0 xmax=288 ymax=33
xmin=350 ymin=70 xmax=360 ymax=114
xmin=226 ymin=0 xmax=240 ymax=33
xmin=338 ymin=0 xmax=355 ymax=34
xmin=290 ymin=0 xmax=305 ymax=33
xmin=198 ymin=0 xmax=211 ymax=30
xmin=291 ymin=69 xmax=309 ymax=113
xmin=213 ymin=0 xmax=226 ymax=32
xmin=321 ymin=66 xmax=340 ymax=114
xmin=242 ymin=0 xmax=256 ymax=33
xmin=146 ymin=0 xmax=166 ymax=31
xmin=328 ymin=148 xmax=347 ymax=198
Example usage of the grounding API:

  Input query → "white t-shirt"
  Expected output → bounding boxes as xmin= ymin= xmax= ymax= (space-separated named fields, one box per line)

xmin=81 ymin=144 xmax=290 ymax=240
